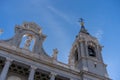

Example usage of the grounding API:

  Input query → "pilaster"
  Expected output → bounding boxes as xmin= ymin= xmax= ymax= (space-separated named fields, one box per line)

xmin=50 ymin=72 xmax=57 ymax=80
xmin=28 ymin=66 xmax=37 ymax=80
xmin=0 ymin=58 xmax=13 ymax=80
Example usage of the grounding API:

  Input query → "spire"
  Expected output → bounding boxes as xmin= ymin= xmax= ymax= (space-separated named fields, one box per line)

xmin=79 ymin=18 xmax=89 ymax=34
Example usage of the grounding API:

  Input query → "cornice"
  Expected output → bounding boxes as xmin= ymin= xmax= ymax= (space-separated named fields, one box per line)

xmin=80 ymin=70 xmax=111 ymax=80
xmin=78 ymin=57 xmax=107 ymax=67
xmin=0 ymin=42 xmax=80 ymax=76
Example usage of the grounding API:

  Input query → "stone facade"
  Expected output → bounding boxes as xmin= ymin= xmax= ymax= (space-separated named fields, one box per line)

xmin=0 ymin=22 xmax=111 ymax=80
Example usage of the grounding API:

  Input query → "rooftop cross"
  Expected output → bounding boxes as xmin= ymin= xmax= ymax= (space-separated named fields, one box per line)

xmin=78 ymin=18 xmax=89 ymax=34
xmin=79 ymin=18 xmax=84 ymax=27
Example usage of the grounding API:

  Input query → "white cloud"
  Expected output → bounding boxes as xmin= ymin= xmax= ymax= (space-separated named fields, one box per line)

xmin=94 ymin=30 xmax=103 ymax=41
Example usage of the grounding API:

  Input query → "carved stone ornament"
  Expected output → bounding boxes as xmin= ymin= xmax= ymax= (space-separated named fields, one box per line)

xmin=24 ymin=34 xmax=33 ymax=49
xmin=23 ymin=22 xmax=42 ymax=34
xmin=88 ymin=41 xmax=96 ymax=48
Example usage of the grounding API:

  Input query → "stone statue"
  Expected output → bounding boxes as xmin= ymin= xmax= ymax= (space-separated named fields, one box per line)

xmin=24 ymin=35 xmax=33 ymax=49
xmin=0 ymin=29 xmax=3 ymax=35
xmin=52 ymin=48 xmax=58 ymax=60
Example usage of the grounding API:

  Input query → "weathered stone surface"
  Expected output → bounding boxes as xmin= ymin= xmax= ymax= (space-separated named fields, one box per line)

xmin=0 ymin=22 xmax=111 ymax=80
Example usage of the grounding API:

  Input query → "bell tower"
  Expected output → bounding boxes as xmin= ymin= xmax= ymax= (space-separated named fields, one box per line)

xmin=69 ymin=19 xmax=110 ymax=80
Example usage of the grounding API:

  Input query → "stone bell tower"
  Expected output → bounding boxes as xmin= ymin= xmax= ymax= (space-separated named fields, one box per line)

xmin=69 ymin=19 xmax=110 ymax=80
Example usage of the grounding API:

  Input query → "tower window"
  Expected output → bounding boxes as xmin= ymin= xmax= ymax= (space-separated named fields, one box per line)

xmin=74 ymin=49 xmax=78 ymax=61
xmin=88 ymin=46 xmax=96 ymax=57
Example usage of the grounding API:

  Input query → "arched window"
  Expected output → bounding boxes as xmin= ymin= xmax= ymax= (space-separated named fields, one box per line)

xmin=88 ymin=46 xmax=96 ymax=57
xmin=20 ymin=35 xmax=27 ymax=48
xmin=74 ymin=49 xmax=78 ymax=62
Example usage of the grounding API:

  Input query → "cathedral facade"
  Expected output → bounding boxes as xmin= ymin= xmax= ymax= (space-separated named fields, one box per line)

xmin=0 ymin=21 xmax=111 ymax=80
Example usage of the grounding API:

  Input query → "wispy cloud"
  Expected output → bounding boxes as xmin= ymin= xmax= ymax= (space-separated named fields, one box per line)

xmin=47 ymin=6 xmax=73 ymax=24
xmin=94 ymin=30 xmax=103 ymax=42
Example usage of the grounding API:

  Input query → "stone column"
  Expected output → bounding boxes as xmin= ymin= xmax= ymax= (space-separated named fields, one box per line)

xmin=80 ymin=40 xmax=85 ymax=57
xmin=70 ymin=78 xmax=78 ymax=80
xmin=50 ymin=72 xmax=57 ymax=80
xmin=0 ymin=58 xmax=13 ymax=80
xmin=97 ymin=45 xmax=103 ymax=61
xmin=70 ymin=78 xmax=74 ymax=80
xmin=85 ymin=41 xmax=88 ymax=57
xmin=77 ymin=43 xmax=81 ymax=60
xmin=28 ymin=66 xmax=37 ymax=80
xmin=81 ymin=41 xmax=88 ymax=71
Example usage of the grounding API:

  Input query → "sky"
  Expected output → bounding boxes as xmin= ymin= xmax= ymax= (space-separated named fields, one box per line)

xmin=0 ymin=0 xmax=120 ymax=80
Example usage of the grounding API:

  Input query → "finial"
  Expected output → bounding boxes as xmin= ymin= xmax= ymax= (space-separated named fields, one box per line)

xmin=79 ymin=18 xmax=84 ymax=27
xmin=0 ymin=29 xmax=3 ymax=35
xmin=78 ymin=18 xmax=89 ymax=34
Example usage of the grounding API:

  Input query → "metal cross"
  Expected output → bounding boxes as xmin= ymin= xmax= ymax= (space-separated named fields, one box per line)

xmin=79 ymin=18 xmax=84 ymax=26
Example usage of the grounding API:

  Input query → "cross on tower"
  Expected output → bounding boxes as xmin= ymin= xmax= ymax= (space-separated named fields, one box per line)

xmin=78 ymin=18 xmax=89 ymax=34
xmin=79 ymin=18 xmax=84 ymax=27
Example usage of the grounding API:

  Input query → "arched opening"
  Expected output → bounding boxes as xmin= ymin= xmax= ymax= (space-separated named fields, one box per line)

xmin=74 ymin=49 xmax=78 ymax=62
xmin=7 ymin=76 xmax=21 ymax=80
xmin=20 ymin=34 xmax=35 ymax=51
xmin=88 ymin=46 xmax=96 ymax=57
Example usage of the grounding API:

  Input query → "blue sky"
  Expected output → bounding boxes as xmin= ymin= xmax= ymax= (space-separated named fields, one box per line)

xmin=0 ymin=0 xmax=120 ymax=80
